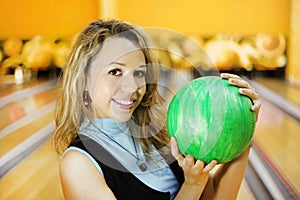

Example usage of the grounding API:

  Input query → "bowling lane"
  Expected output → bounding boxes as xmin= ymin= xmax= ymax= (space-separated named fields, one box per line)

xmin=0 ymin=140 xmax=64 ymax=200
xmin=0 ymin=111 xmax=54 ymax=157
xmin=0 ymin=77 xmax=51 ymax=97
xmin=253 ymin=98 xmax=300 ymax=195
xmin=0 ymin=88 xmax=56 ymax=131
xmin=0 ymin=77 xmax=57 ymax=177
xmin=252 ymin=77 xmax=300 ymax=107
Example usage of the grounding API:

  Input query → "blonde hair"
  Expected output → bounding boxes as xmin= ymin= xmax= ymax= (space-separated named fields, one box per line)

xmin=52 ymin=19 xmax=170 ymax=154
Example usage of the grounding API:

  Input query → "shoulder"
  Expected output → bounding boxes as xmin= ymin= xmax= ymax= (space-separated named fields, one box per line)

xmin=60 ymin=150 xmax=115 ymax=200
xmin=61 ymin=146 xmax=97 ymax=166
xmin=60 ymin=149 xmax=95 ymax=172
xmin=60 ymin=149 xmax=102 ymax=188
xmin=60 ymin=148 xmax=106 ymax=183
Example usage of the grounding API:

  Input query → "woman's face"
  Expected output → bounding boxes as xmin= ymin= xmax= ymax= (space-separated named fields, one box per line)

xmin=87 ymin=37 xmax=147 ymax=121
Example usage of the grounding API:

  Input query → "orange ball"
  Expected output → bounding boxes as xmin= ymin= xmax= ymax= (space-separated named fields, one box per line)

xmin=3 ymin=37 xmax=23 ymax=57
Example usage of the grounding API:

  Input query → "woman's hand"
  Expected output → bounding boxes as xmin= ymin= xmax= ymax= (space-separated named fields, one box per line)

xmin=220 ymin=73 xmax=261 ymax=121
xmin=170 ymin=137 xmax=217 ymax=186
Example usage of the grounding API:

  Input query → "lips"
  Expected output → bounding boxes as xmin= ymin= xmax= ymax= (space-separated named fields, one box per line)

xmin=112 ymin=98 xmax=136 ymax=109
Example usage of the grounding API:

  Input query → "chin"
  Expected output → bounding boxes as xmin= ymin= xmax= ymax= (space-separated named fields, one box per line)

xmin=113 ymin=112 xmax=133 ymax=122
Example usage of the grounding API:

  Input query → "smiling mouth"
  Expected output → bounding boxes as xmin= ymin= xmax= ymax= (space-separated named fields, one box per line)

xmin=112 ymin=98 xmax=136 ymax=109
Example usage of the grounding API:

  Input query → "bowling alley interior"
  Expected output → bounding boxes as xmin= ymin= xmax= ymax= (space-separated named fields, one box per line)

xmin=0 ymin=0 xmax=299 ymax=199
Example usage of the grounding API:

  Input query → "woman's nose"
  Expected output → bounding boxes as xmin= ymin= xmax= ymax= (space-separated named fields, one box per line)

xmin=121 ymin=73 xmax=138 ymax=93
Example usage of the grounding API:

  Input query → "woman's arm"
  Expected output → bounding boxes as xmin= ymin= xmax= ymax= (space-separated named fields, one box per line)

xmin=201 ymin=146 xmax=250 ymax=200
xmin=171 ymin=136 xmax=251 ymax=200
xmin=60 ymin=150 xmax=116 ymax=200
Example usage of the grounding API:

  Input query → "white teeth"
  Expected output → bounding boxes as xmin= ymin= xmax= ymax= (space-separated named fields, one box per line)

xmin=114 ymin=98 xmax=133 ymax=105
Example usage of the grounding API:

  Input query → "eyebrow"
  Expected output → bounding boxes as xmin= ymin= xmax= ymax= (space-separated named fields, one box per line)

xmin=110 ymin=61 xmax=126 ymax=66
xmin=110 ymin=62 xmax=147 ymax=69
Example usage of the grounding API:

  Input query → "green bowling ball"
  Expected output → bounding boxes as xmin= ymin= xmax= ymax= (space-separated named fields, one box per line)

xmin=167 ymin=76 xmax=256 ymax=164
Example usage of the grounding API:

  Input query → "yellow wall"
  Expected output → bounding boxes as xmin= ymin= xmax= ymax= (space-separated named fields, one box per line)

xmin=116 ymin=0 xmax=299 ymax=82
xmin=287 ymin=0 xmax=300 ymax=83
xmin=116 ymin=0 xmax=290 ymax=36
xmin=100 ymin=0 xmax=118 ymax=19
xmin=0 ymin=0 xmax=290 ymax=39
xmin=1 ymin=0 xmax=297 ymax=82
xmin=0 ymin=0 xmax=99 ymax=39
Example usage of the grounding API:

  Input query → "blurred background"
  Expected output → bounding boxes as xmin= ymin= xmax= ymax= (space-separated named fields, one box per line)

xmin=0 ymin=0 xmax=299 ymax=199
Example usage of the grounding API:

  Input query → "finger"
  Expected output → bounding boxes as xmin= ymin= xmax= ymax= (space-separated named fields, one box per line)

xmin=239 ymin=88 xmax=261 ymax=120
xmin=228 ymin=78 xmax=252 ymax=89
xmin=193 ymin=160 xmax=205 ymax=171
xmin=220 ymin=73 xmax=241 ymax=79
xmin=189 ymin=160 xmax=205 ymax=175
xmin=203 ymin=160 xmax=217 ymax=172
xmin=251 ymin=100 xmax=261 ymax=111
xmin=239 ymin=88 xmax=259 ymax=100
xmin=170 ymin=137 xmax=184 ymax=162
xmin=183 ymin=155 xmax=195 ymax=168
xmin=251 ymin=100 xmax=261 ymax=121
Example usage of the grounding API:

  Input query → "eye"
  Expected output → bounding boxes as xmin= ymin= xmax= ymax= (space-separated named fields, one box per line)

xmin=108 ymin=68 xmax=122 ymax=76
xmin=134 ymin=70 xmax=147 ymax=77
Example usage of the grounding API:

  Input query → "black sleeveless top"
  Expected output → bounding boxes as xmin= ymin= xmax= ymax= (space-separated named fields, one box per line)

xmin=69 ymin=135 xmax=184 ymax=200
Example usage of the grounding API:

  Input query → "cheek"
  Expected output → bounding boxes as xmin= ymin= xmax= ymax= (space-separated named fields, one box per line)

xmin=136 ymin=77 xmax=146 ymax=88
xmin=93 ymin=78 xmax=115 ymax=103
xmin=87 ymin=65 xmax=107 ymax=96
xmin=138 ymin=85 xmax=147 ymax=99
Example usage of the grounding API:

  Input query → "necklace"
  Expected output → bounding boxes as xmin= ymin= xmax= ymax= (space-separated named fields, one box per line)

xmin=131 ymin=136 xmax=148 ymax=172
xmin=91 ymin=121 xmax=147 ymax=172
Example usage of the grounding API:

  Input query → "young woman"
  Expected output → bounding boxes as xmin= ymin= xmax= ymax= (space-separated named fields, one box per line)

xmin=52 ymin=19 xmax=261 ymax=200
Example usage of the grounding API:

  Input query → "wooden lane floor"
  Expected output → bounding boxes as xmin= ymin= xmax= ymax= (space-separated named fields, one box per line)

xmin=0 ymin=87 xmax=57 ymax=171
xmin=0 ymin=88 xmax=57 ymax=131
xmin=0 ymin=75 xmax=60 ymax=199
xmin=249 ymin=76 xmax=300 ymax=194
xmin=0 ymin=111 xmax=54 ymax=157
xmin=252 ymin=77 xmax=300 ymax=107
xmin=252 ymin=98 xmax=300 ymax=196
xmin=0 ymin=77 xmax=54 ymax=98
xmin=0 ymin=77 xmax=57 ymax=140
xmin=0 ymin=140 xmax=64 ymax=200
xmin=0 ymin=78 xmax=57 ymax=177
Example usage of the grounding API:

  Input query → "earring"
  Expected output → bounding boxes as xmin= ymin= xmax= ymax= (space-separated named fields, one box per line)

xmin=83 ymin=89 xmax=91 ymax=107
